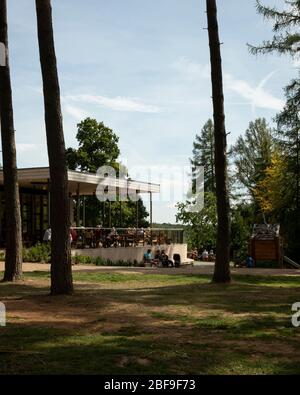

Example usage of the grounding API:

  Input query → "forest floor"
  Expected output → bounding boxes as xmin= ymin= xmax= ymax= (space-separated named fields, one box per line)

xmin=0 ymin=268 xmax=300 ymax=374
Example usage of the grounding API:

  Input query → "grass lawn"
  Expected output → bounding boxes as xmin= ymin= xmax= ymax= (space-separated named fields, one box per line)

xmin=0 ymin=270 xmax=300 ymax=375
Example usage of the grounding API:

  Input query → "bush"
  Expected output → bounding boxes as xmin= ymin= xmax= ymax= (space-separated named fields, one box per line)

xmin=23 ymin=242 xmax=51 ymax=263
xmin=71 ymin=255 xmax=139 ymax=267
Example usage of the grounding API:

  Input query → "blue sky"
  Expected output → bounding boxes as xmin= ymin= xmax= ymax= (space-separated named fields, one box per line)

xmin=4 ymin=0 xmax=297 ymax=223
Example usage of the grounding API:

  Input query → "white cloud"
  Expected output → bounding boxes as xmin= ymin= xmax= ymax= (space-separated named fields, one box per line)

xmin=224 ymin=73 xmax=285 ymax=111
xmin=65 ymin=94 xmax=161 ymax=113
xmin=173 ymin=57 xmax=284 ymax=112
xmin=64 ymin=103 xmax=90 ymax=121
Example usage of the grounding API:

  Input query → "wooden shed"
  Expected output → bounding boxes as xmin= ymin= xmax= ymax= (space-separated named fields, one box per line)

xmin=249 ymin=224 xmax=283 ymax=267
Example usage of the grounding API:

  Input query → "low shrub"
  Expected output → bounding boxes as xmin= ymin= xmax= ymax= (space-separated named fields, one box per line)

xmin=71 ymin=255 xmax=140 ymax=267
xmin=23 ymin=242 xmax=51 ymax=263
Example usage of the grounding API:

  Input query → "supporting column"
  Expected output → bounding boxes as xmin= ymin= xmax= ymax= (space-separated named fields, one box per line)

xmin=136 ymin=195 xmax=139 ymax=228
xmin=69 ymin=194 xmax=75 ymax=226
xmin=47 ymin=179 xmax=51 ymax=227
xmin=76 ymin=183 xmax=80 ymax=227
xmin=83 ymin=196 xmax=86 ymax=227
xmin=119 ymin=200 xmax=122 ymax=228
xmin=150 ymin=192 xmax=153 ymax=229
xmin=109 ymin=200 xmax=112 ymax=228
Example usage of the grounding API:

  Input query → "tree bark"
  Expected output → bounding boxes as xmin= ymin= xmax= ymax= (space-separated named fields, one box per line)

xmin=206 ymin=0 xmax=231 ymax=283
xmin=35 ymin=0 xmax=73 ymax=294
xmin=0 ymin=0 xmax=23 ymax=282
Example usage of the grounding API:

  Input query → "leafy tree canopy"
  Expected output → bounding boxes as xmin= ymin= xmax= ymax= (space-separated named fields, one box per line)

xmin=66 ymin=118 xmax=120 ymax=173
xmin=231 ymin=118 xmax=275 ymax=197
xmin=176 ymin=192 xmax=217 ymax=251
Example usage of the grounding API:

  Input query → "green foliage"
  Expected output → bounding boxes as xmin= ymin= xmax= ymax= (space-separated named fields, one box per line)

xmin=71 ymin=255 xmax=137 ymax=267
xmin=23 ymin=242 xmax=51 ymax=263
xmin=231 ymin=118 xmax=275 ymax=198
xmin=66 ymin=117 xmax=149 ymax=228
xmin=231 ymin=203 xmax=255 ymax=262
xmin=276 ymin=78 xmax=300 ymax=211
xmin=248 ymin=2 xmax=300 ymax=262
xmin=66 ymin=118 xmax=120 ymax=173
xmin=176 ymin=192 xmax=217 ymax=250
xmin=249 ymin=0 xmax=300 ymax=57
xmin=191 ymin=119 xmax=215 ymax=193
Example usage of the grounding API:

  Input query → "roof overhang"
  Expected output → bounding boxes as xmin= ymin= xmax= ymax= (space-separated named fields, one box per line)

xmin=0 ymin=167 xmax=160 ymax=196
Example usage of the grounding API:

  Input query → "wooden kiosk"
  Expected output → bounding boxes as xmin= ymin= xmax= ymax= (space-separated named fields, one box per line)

xmin=249 ymin=224 xmax=283 ymax=268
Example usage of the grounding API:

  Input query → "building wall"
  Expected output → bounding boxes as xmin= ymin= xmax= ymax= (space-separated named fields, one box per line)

xmin=72 ymin=244 xmax=188 ymax=264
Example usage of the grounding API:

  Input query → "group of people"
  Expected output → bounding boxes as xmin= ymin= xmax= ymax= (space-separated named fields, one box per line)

xmin=201 ymin=249 xmax=215 ymax=262
xmin=143 ymin=249 xmax=179 ymax=268
xmin=189 ymin=248 xmax=216 ymax=262
xmin=44 ymin=226 xmax=154 ymax=248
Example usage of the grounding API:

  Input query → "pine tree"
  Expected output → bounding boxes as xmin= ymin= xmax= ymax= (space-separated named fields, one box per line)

xmin=191 ymin=119 xmax=215 ymax=193
xmin=0 ymin=0 xmax=23 ymax=282
xmin=206 ymin=0 xmax=231 ymax=283
xmin=35 ymin=0 xmax=73 ymax=295
xmin=276 ymin=79 xmax=300 ymax=211
xmin=249 ymin=0 xmax=300 ymax=57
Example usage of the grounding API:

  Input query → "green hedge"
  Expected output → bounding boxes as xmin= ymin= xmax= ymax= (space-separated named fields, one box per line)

xmin=1 ymin=243 xmax=144 ymax=267
xmin=71 ymin=255 xmax=143 ymax=267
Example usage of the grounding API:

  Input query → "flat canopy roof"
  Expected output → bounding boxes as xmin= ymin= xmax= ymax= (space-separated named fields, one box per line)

xmin=0 ymin=167 xmax=160 ymax=196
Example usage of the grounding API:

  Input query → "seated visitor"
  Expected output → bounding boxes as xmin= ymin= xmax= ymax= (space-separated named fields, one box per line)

xmin=161 ymin=250 xmax=170 ymax=268
xmin=202 ymin=249 xmax=209 ymax=261
xmin=95 ymin=225 xmax=103 ymax=247
xmin=85 ymin=229 xmax=94 ymax=247
xmin=143 ymin=249 xmax=156 ymax=267
xmin=209 ymin=249 xmax=215 ymax=261
xmin=154 ymin=250 xmax=161 ymax=266
xmin=107 ymin=227 xmax=119 ymax=247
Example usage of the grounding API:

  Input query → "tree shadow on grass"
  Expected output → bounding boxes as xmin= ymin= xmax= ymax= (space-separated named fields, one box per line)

xmin=1 ymin=322 xmax=300 ymax=375
xmin=1 ymin=272 xmax=300 ymax=375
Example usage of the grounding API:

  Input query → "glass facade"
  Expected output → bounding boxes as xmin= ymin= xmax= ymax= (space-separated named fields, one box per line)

xmin=0 ymin=188 xmax=49 ymax=248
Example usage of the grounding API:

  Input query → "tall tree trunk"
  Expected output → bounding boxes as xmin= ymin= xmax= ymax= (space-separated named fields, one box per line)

xmin=0 ymin=0 xmax=22 ymax=282
xmin=35 ymin=0 xmax=73 ymax=295
xmin=206 ymin=0 xmax=231 ymax=283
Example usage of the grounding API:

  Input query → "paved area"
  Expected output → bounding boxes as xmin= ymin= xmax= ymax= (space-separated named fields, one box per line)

xmin=0 ymin=262 xmax=299 ymax=276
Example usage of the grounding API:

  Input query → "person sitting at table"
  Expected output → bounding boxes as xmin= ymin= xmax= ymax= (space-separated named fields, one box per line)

xmin=107 ymin=227 xmax=119 ymax=247
xmin=154 ymin=250 xmax=162 ymax=266
xmin=124 ymin=227 xmax=133 ymax=246
xmin=202 ymin=249 xmax=209 ymax=262
xmin=136 ymin=227 xmax=145 ymax=245
xmin=95 ymin=225 xmax=103 ymax=247
xmin=161 ymin=250 xmax=170 ymax=268
xmin=209 ymin=249 xmax=215 ymax=261
xmin=85 ymin=228 xmax=94 ymax=248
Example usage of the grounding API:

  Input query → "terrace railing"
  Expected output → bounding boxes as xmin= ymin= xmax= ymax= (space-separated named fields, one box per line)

xmin=70 ymin=227 xmax=184 ymax=249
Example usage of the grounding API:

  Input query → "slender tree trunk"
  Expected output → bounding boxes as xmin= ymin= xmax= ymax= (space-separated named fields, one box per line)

xmin=0 ymin=0 xmax=22 ymax=282
xmin=35 ymin=0 xmax=73 ymax=295
xmin=206 ymin=0 xmax=231 ymax=283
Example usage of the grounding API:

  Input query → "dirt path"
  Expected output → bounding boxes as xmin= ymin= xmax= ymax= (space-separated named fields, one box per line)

xmin=0 ymin=261 xmax=299 ymax=276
